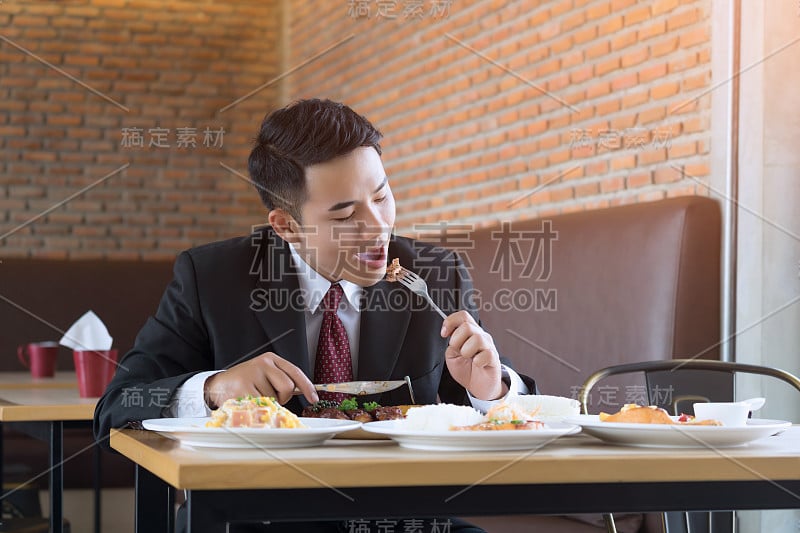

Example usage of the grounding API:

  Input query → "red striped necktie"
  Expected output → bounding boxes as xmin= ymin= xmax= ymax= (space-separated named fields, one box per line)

xmin=313 ymin=283 xmax=353 ymax=402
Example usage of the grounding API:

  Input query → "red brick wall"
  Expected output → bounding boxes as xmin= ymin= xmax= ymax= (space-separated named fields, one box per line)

xmin=1 ymin=0 xmax=714 ymax=258
xmin=287 ymin=0 xmax=712 ymax=235
xmin=0 ymin=0 xmax=280 ymax=259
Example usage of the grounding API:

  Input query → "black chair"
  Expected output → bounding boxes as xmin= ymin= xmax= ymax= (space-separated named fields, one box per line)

xmin=578 ymin=359 xmax=800 ymax=533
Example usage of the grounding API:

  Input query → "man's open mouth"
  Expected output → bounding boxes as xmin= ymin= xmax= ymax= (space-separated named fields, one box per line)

xmin=354 ymin=247 xmax=388 ymax=269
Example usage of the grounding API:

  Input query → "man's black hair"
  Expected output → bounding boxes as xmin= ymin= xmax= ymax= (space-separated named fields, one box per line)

xmin=247 ymin=98 xmax=383 ymax=221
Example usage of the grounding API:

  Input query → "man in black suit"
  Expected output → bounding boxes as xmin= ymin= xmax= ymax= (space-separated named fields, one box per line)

xmin=94 ymin=99 xmax=533 ymax=532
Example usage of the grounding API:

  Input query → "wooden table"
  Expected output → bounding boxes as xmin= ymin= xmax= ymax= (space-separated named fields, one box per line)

xmin=112 ymin=426 xmax=800 ymax=533
xmin=0 ymin=384 xmax=99 ymax=533
xmin=0 ymin=387 xmax=97 ymax=421
xmin=0 ymin=372 xmax=82 ymax=389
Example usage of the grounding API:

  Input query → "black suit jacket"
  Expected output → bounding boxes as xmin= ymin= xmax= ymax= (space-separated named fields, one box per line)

xmin=94 ymin=227 xmax=536 ymax=441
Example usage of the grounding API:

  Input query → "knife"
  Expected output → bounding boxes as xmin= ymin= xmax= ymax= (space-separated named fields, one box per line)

xmin=293 ymin=376 xmax=415 ymax=402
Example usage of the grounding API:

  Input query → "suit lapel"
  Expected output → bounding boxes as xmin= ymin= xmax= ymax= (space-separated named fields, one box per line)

xmin=357 ymin=280 xmax=411 ymax=380
xmin=251 ymin=228 xmax=310 ymax=376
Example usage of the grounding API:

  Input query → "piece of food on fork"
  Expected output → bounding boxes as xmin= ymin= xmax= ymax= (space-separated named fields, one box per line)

xmin=386 ymin=259 xmax=447 ymax=319
xmin=385 ymin=257 xmax=402 ymax=281
xmin=386 ymin=258 xmax=448 ymax=319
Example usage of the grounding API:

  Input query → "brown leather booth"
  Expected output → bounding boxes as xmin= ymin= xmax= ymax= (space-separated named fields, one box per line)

xmin=462 ymin=195 xmax=721 ymax=400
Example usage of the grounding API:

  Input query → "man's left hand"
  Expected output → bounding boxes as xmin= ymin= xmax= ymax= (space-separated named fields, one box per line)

xmin=441 ymin=311 xmax=507 ymax=401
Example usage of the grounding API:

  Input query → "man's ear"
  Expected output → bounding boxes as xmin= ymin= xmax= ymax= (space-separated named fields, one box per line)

xmin=268 ymin=209 xmax=301 ymax=243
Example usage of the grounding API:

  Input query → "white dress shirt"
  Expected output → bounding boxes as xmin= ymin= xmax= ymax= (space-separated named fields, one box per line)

xmin=169 ymin=244 xmax=527 ymax=417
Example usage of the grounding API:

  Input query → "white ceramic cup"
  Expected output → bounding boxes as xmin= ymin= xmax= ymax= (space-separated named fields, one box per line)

xmin=693 ymin=402 xmax=750 ymax=427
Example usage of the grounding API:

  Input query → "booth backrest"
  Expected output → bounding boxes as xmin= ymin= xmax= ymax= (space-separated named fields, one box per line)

xmin=455 ymin=196 xmax=722 ymax=404
xmin=0 ymin=260 xmax=175 ymax=372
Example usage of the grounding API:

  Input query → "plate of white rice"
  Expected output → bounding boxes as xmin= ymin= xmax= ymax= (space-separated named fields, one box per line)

xmin=505 ymin=394 xmax=581 ymax=422
xmin=361 ymin=403 xmax=580 ymax=451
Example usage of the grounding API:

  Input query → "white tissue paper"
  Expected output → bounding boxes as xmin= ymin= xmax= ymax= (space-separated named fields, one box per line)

xmin=59 ymin=310 xmax=113 ymax=351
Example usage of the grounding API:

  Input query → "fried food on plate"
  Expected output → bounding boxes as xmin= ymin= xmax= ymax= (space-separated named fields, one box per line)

xmin=599 ymin=404 xmax=721 ymax=425
xmin=206 ymin=396 xmax=305 ymax=429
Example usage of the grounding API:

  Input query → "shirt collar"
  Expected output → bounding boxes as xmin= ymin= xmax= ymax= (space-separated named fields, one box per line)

xmin=288 ymin=243 xmax=362 ymax=313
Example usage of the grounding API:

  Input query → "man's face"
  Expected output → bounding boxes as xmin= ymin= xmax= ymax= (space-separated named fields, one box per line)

xmin=293 ymin=146 xmax=396 ymax=287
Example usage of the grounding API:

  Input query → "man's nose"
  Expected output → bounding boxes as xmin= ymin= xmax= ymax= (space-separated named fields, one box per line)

xmin=358 ymin=206 xmax=389 ymax=239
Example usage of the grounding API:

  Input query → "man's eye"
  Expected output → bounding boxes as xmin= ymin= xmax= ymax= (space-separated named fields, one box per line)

xmin=374 ymin=195 xmax=387 ymax=203
xmin=333 ymin=213 xmax=355 ymax=222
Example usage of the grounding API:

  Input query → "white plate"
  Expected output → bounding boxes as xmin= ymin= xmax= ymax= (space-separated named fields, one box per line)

xmin=360 ymin=420 xmax=581 ymax=451
xmin=564 ymin=415 xmax=791 ymax=448
xmin=142 ymin=417 xmax=362 ymax=449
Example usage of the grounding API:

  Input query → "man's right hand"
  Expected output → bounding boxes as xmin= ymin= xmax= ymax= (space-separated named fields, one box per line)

xmin=203 ymin=352 xmax=319 ymax=409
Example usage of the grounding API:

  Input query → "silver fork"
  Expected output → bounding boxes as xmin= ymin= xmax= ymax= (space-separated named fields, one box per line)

xmin=396 ymin=267 xmax=448 ymax=320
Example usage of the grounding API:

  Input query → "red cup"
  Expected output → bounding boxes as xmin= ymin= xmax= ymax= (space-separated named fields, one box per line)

xmin=73 ymin=349 xmax=118 ymax=398
xmin=18 ymin=342 xmax=59 ymax=378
